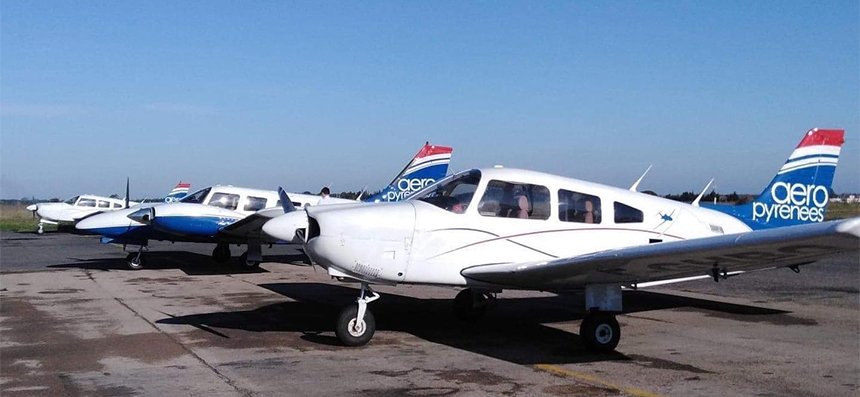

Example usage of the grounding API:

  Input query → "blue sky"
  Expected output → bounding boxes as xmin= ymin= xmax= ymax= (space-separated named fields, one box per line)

xmin=2 ymin=1 xmax=858 ymax=199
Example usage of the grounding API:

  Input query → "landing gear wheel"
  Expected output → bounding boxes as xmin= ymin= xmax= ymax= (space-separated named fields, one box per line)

xmin=37 ymin=224 xmax=44 ymax=235
xmin=335 ymin=305 xmax=375 ymax=346
xmin=212 ymin=244 xmax=231 ymax=263
xmin=126 ymin=252 xmax=145 ymax=270
xmin=453 ymin=288 xmax=489 ymax=321
xmin=580 ymin=312 xmax=620 ymax=353
xmin=238 ymin=252 xmax=259 ymax=268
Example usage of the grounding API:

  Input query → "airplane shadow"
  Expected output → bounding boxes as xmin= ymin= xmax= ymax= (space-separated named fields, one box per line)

xmin=155 ymin=282 xmax=800 ymax=365
xmin=48 ymin=251 xmax=310 ymax=276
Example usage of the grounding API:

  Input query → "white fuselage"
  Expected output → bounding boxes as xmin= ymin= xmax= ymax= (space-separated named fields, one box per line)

xmin=27 ymin=195 xmax=136 ymax=224
xmin=300 ymin=168 xmax=751 ymax=288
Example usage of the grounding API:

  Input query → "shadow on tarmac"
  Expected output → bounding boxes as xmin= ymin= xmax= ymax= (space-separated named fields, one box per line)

xmin=47 ymin=251 xmax=310 ymax=276
xmin=155 ymin=282 xmax=800 ymax=364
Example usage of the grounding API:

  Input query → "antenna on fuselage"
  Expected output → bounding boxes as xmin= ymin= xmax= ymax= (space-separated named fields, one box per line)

xmin=629 ymin=165 xmax=653 ymax=192
xmin=691 ymin=178 xmax=714 ymax=207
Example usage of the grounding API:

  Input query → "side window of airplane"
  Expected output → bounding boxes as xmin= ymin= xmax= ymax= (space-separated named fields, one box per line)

xmin=97 ymin=201 xmax=110 ymax=208
xmin=112 ymin=203 xmax=123 ymax=209
xmin=208 ymin=193 xmax=240 ymax=211
xmin=558 ymin=190 xmax=602 ymax=224
xmin=78 ymin=198 xmax=96 ymax=207
xmin=65 ymin=196 xmax=80 ymax=205
xmin=244 ymin=196 xmax=268 ymax=211
xmin=478 ymin=180 xmax=550 ymax=220
xmin=614 ymin=202 xmax=644 ymax=223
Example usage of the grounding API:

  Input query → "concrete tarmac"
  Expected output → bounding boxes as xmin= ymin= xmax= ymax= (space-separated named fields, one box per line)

xmin=1 ymin=231 xmax=858 ymax=396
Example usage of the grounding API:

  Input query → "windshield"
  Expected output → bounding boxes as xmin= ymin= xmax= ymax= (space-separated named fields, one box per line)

xmin=411 ymin=169 xmax=481 ymax=214
xmin=64 ymin=196 xmax=80 ymax=205
xmin=180 ymin=188 xmax=211 ymax=204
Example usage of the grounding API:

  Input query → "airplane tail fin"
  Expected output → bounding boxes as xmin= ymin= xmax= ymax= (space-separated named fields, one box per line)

xmin=704 ymin=128 xmax=844 ymax=230
xmin=364 ymin=143 xmax=453 ymax=203
xmin=164 ymin=182 xmax=191 ymax=203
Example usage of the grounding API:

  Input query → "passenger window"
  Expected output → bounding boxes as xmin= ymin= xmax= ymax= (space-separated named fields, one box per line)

xmin=78 ymin=198 xmax=96 ymax=207
xmin=478 ymin=180 xmax=550 ymax=220
xmin=208 ymin=193 xmax=240 ymax=211
xmin=614 ymin=202 xmax=643 ymax=223
xmin=112 ymin=203 xmax=123 ymax=209
xmin=244 ymin=196 xmax=268 ymax=211
xmin=97 ymin=201 xmax=110 ymax=208
xmin=558 ymin=190 xmax=602 ymax=224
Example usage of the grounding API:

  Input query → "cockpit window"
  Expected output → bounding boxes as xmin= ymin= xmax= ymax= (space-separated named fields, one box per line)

xmin=78 ymin=198 xmax=96 ymax=207
xmin=208 ymin=193 xmax=240 ymax=211
xmin=180 ymin=188 xmax=211 ymax=204
xmin=65 ymin=196 xmax=80 ymax=205
xmin=412 ymin=170 xmax=481 ymax=214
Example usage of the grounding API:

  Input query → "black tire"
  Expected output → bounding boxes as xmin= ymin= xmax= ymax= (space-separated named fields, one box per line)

xmin=212 ymin=244 xmax=230 ymax=263
xmin=238 ymin=252 xmax=259 ymax=268
xmin=335 ymin=305 xmax=375 ymax=347
xmin=126 ymin=252 xmax=145 ymax=270
xmin=579 ymin=313 xmax=620 ymax=353
xmin=453 ymin=289 xmax=487 ymax=321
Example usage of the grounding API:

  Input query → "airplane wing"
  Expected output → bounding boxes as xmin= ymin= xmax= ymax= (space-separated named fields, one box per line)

xmin=216 ymin=207 xmax=286 ymax=242
xmin=461 ymin=218 xmax=860 ymax=290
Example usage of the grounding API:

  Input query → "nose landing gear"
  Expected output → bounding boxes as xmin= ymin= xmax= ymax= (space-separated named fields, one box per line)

xmin=125 ymin=245 xmax=147 ymax=270
xmin=335 ymin=283 xmax=379 ymax=346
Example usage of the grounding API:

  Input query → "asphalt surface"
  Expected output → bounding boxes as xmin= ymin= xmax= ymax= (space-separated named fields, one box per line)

xmin=1 ymin=231 xmax=858 ymax=396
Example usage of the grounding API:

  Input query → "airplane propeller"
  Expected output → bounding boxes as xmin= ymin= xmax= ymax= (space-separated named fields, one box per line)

xmin=125 ymin=177 xmax=130 ymax=209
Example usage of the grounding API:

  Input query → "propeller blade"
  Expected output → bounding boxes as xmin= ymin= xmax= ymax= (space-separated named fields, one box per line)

xmin=278 ymin=187 xmax=296 ymax=213
xmin=125 ymin=178 xmax=130 ymax=208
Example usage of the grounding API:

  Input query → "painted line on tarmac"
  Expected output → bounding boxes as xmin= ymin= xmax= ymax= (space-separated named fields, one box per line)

xmin=534 ymin=364 xmax=667 ymax=397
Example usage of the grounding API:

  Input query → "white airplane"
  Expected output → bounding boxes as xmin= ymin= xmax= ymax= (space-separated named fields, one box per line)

xmin=76 ymin=143 xmax=453 ymax=269
xmin=263 ymin=128 xmax=860 ymax=351
xmin=25 ymin=181 xmax=190 ymax=234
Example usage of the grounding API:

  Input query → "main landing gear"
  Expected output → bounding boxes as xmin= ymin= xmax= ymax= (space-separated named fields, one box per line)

xmin=126 ymin=245 xmax=147 ymax=270
xmin=453 ymin=288 xmax=496 ymax=321
xmin=212 ymin=244 xmax=231 ymax=263
xmin=579 ymin=311 xmax=620 ymax=353
xmin=213 ymin=243 xmax=261 ymax=268
xmin=37 ymin=223 xmax=44 ymax=235
xmin=335 ymin=283 xmax=379 ymax=346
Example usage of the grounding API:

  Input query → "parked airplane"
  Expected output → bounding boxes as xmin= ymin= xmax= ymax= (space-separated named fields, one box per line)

xmin=263 ymin=128 xmax=859 ymax=351
xmin=76 ymin=143 xmax=453 ymax=270
xmin=26 ymin=182 xmax=190 ymax=234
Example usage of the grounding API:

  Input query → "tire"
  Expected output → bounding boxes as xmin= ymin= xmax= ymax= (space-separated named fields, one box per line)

xmin=212 ymin=245 xmax=230 ymax=263
xmin=453 ymin=289 xmax=487 ymax=321
xmin=238 ymin=252 xmax=259 ymax=268
xmin=126 ymin=252 xmax=145 ymax=270
xmin=579 ymin=313 xmax=620 ymax=353
xmin=335 ymin=305 xmax=375 ymax=347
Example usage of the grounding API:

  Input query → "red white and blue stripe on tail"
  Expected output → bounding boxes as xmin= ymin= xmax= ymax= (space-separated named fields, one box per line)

xmin=164 ymin=182 xmax=191 ymax=203
xmin=779 ymin=128 xmax=842 ymax=175
xmin=365 ymin=143 xmax=454 ymax=203
xmin=704 ymin=128 xmax=844 ymax=230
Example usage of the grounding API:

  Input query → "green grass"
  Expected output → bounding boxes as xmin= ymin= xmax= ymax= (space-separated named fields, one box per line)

xmin=825 ymin=202 xmax=860 ymax=220
xmin=0 ymin=204 xmax=56 ymax=232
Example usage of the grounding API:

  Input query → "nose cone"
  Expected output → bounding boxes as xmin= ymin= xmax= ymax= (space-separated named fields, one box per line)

xmin=305 ymin=202 xmax=416 ymax=283
xmin=26 ymin=204 xmax=38 ymax=211
xmin=263 ymin=211 xmax=308 ymax=243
